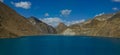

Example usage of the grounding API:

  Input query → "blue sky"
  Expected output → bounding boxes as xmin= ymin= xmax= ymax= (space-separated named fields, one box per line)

xmin=1 ymin=0 xmax=120 ymax=26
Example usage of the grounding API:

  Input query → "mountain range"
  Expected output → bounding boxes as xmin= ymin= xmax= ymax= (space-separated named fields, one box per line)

xmin=0 ymin=2 xmax=120 ymax=38
xmin=61 ymin=12 xmax=120 ymax=37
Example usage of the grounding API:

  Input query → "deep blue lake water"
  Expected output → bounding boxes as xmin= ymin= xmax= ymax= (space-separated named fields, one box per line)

xmin=0 ymin=35 xmax=120 ymax=55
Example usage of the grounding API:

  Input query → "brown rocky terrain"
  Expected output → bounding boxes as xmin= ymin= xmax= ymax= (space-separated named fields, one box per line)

xmin=0 ymin=2 xmax=56 ymax=38
xmin=56 ymin=22 xmax=67 ymax=34
xmin=62 ymin=12 xmax=120 ymax=37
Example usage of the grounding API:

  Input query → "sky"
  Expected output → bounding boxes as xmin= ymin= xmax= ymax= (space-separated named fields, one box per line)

xmin=1 ymin=0 xmax=120 ymax=26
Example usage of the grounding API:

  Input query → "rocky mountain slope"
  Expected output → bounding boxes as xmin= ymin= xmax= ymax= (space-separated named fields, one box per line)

xmin=28 ymin=17 xmax=57 ymax=34
xmin=62 ymin=12 xmax=120 ymax=37
xmin=0 ymin=2 xmax=56 ymax=38
xmin=56 ymin=23 xmax=67 ymax=34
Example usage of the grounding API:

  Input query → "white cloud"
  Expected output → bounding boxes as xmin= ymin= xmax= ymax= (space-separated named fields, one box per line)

xmin=40 ymin=17 xmax=85 ymax=27
xmin=112 ymin=7 xmax=119 ymax=11
xmin=44 ymin=13 xmax=49 ymax=17
xmin=112 ymin=0 xmax=120 ymax=2
xmin=40 ymin=17 xmax=62 ymax=27
xmin=60 ymin=9 xmax=72 ymax=16
xmin=65 ymin=19 xmax=85 ymax=26
xmin=11 ymin=1 xmax=31 ymax=9
xmin=0 ymin=0 xmax=3 ymax=2
xmin=95 ymin=12 xmax=104 ymax=17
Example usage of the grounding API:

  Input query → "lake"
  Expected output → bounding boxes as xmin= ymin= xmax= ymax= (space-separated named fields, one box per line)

xmin=0 ymin=35 xmax=120 ymax=55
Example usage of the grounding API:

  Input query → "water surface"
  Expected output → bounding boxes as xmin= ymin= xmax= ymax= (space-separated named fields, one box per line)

xmin=0 ymin=35 xmax=120 ymax=55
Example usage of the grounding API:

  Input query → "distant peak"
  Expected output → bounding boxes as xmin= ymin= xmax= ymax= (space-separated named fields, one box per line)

xmin=58 ymin=22 xmax=67 ymax=27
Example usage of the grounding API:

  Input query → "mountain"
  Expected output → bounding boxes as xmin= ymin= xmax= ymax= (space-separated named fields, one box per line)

xmin=62 ymin=12 xmax=120 ymax=37
xmin=0 ymin=2 xmax=56 ymax=38
xmin=0 ymin=1 xmax=120 ymax=38
xmin=56 ymin=22 xmax=67 ymax=34
xmin=28 ymin=16 xmax=57 ymax=34
xmin=0 ymin=2 xmax=42 ymax=38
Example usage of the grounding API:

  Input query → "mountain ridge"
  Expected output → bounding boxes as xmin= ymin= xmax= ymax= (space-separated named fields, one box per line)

xmin=0 ymin=2 xmax=56 ymax=38
xmin=61 ymin=12 xmax=120 ymax=37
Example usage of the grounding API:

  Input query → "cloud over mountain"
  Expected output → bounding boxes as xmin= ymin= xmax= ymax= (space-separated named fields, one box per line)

xmin=65 ymin=19 xmax=85 ymax=26
xmin=40 ymin=17 xmax=62 ymax=27
xmin=40 ymin=17 xmax=85 ymax=27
